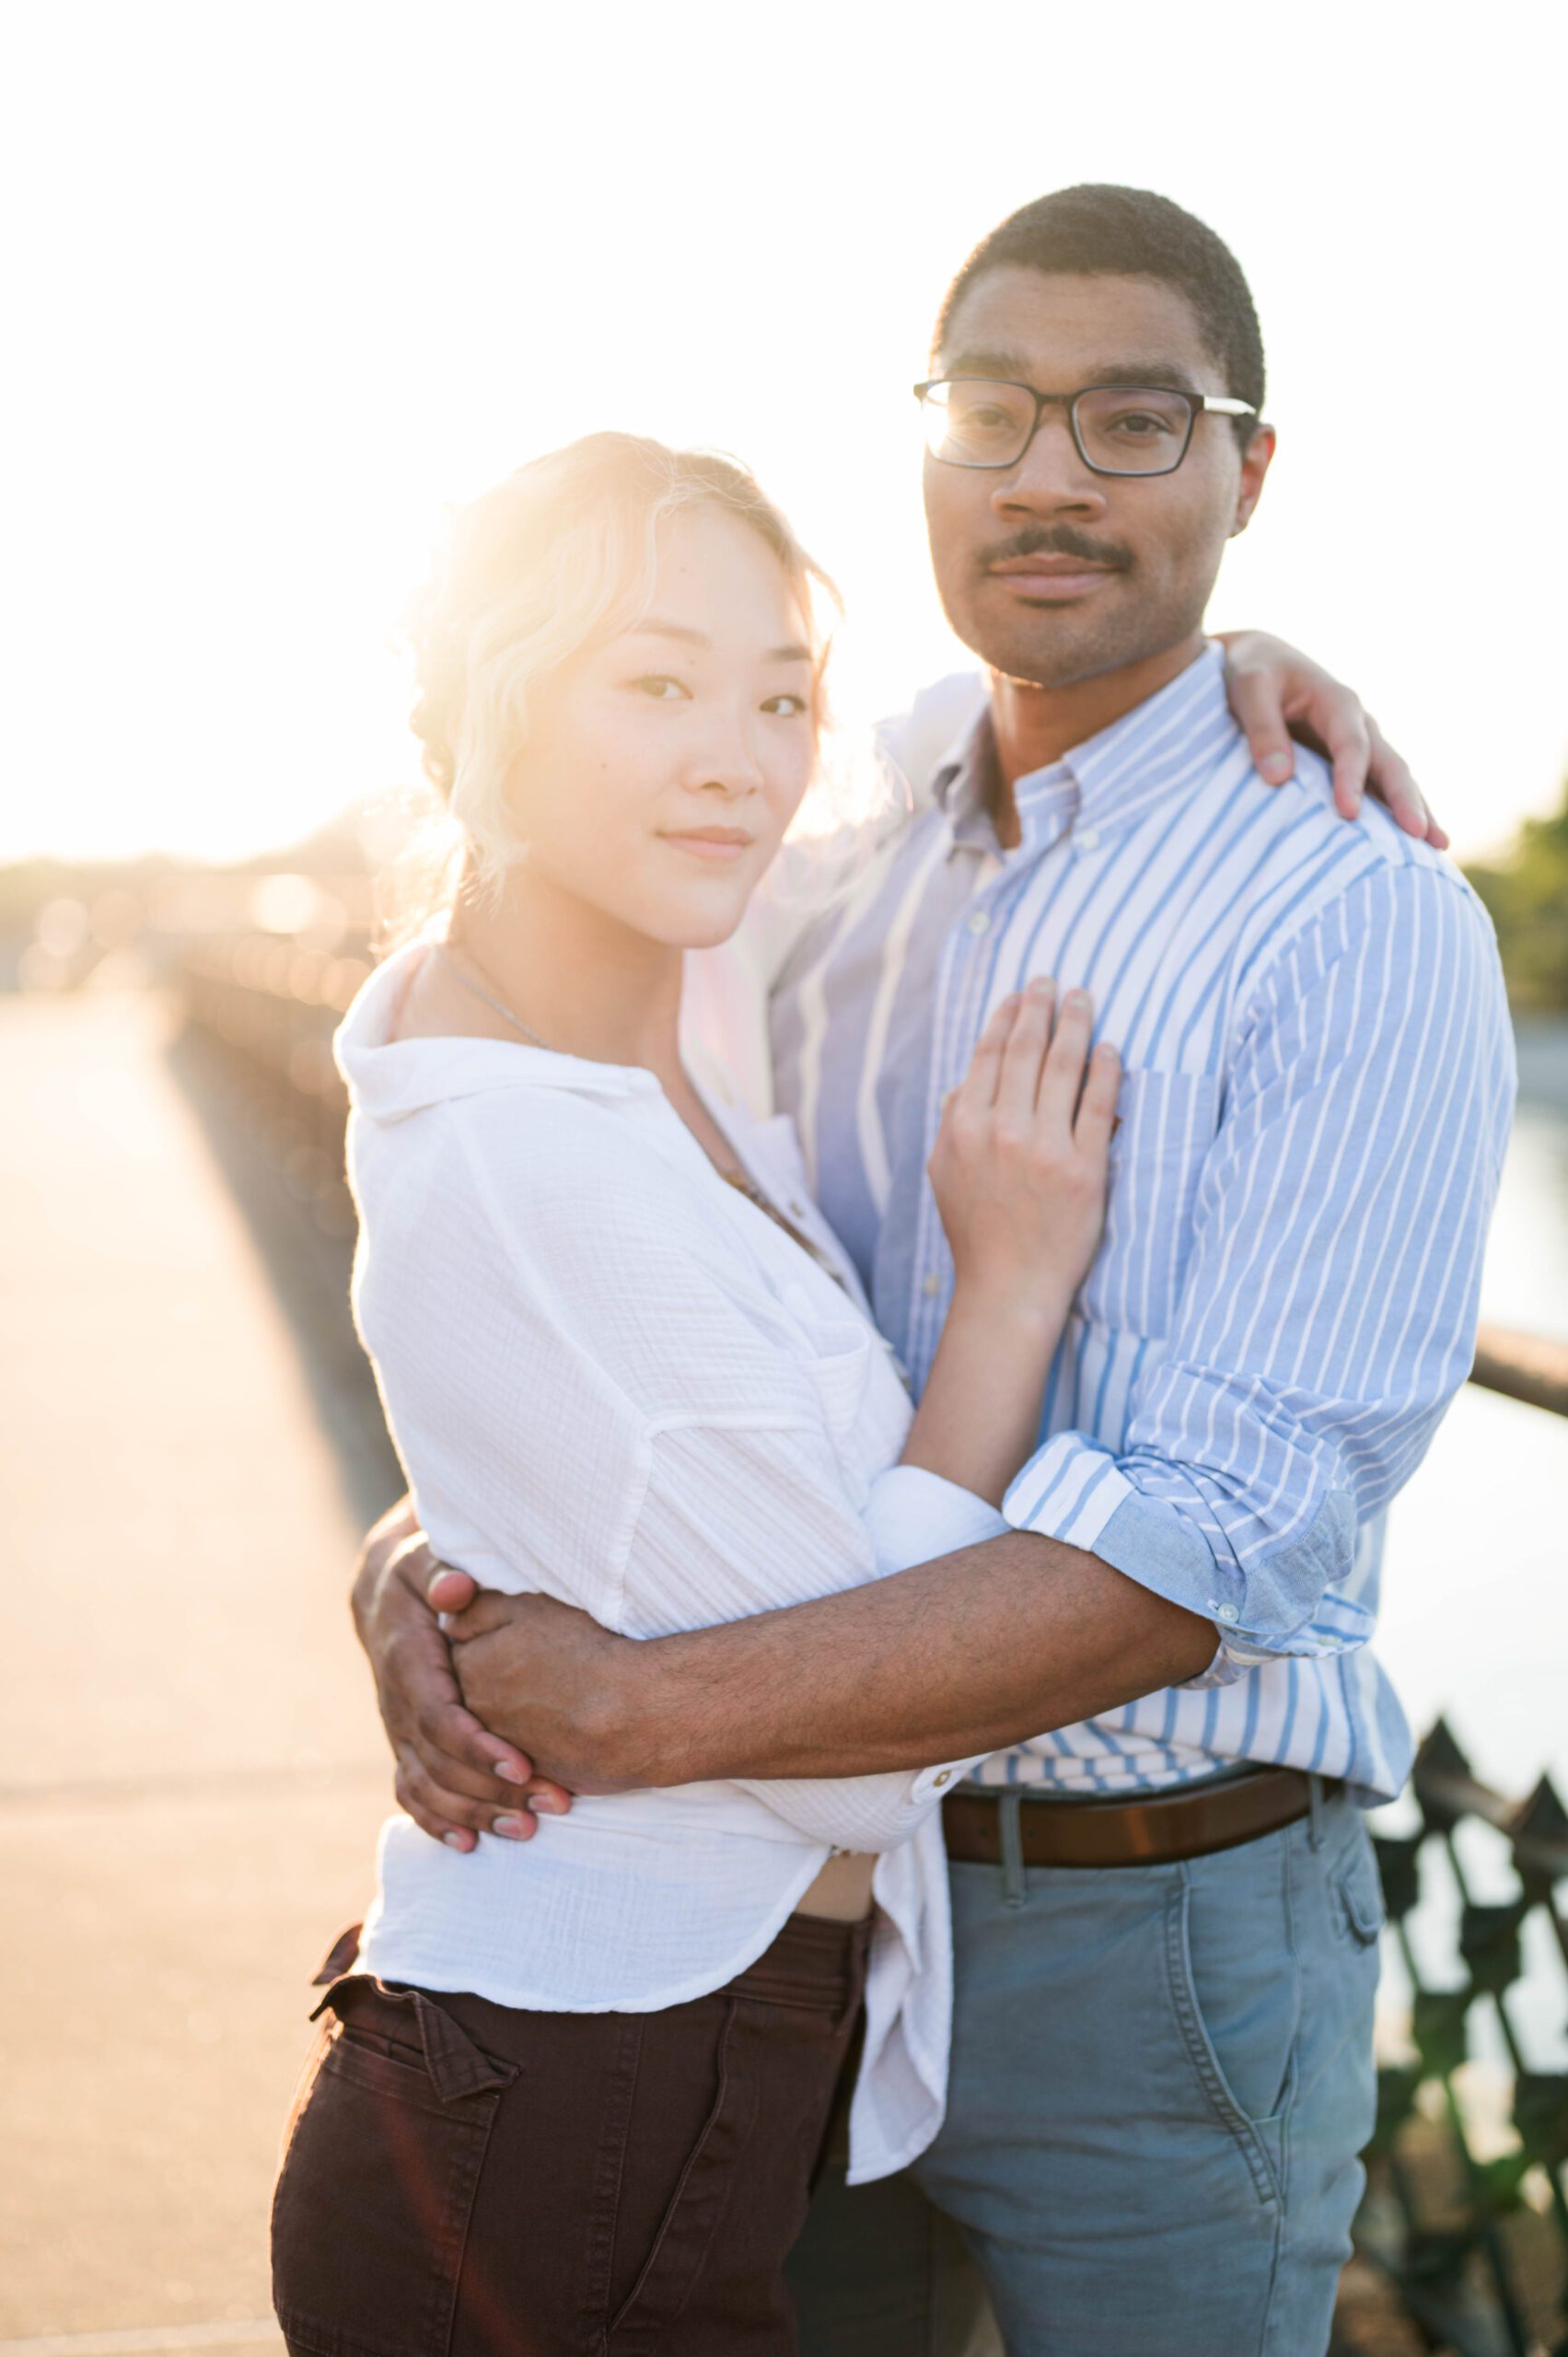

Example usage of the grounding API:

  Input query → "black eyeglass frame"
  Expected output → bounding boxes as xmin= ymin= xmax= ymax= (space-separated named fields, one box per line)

xmin=913 ymin=377 xmax=1260 ymax=476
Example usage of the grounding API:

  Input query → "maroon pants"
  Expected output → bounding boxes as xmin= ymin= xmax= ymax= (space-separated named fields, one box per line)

xmin=271 ymin=1913 xmax=869 ymax=2357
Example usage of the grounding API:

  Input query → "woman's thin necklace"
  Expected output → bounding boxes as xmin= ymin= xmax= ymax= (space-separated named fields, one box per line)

xmin=436 ymin=944 xmax=553 ymax=1050
xmin=434 ymin=942 xmax=836 ymax=1273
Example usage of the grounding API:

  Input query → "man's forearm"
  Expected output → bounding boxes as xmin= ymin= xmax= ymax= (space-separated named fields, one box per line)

xmin=606 ymin=1530 xmax=1215 ymax=1786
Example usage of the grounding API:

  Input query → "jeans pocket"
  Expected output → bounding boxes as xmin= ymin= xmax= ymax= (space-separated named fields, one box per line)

xmin=1165 ymin=1881 xmax=1293 ymax=2209
xmin=607 ymin=1995 xmax=763 ymax=2341
xmin=1333 ymin=1829 xmax=1388 ymax=1949
xmin=272 ymin=1990 xmax=514 ymax=2357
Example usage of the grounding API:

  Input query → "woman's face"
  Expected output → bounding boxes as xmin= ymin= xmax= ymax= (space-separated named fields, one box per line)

xmin=505 ymin=505 xmax=818 ymax=949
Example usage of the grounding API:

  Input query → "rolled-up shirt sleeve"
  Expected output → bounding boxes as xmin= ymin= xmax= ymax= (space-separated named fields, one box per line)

xmin=1002 ymin=863 xmax=1515 ymax=1678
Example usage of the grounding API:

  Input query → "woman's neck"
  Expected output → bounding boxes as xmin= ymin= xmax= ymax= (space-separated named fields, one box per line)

xmin=447 ymin=866 xmax=686 ymax=1085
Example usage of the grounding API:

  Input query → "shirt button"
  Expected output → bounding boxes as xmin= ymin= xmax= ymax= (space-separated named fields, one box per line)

xmin=922 ymin=1271 xmax=942 ymax=1297
xmin=965 ymin=907 xmax=991 ymax=935
xmin=933 ymin=1771 xmax=951 ymax=1787
xmin=1208 ymin=1602 xmax=1241 ymax=1624
xmin=1077 ymin=826 xmax=1101 ymax=852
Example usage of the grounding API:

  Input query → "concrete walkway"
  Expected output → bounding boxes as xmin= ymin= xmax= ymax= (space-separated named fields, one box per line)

xmin=1 ymin=993 xmax=397 ymax=2351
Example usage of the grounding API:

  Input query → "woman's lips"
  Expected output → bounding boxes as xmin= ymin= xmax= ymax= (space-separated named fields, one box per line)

xmin=658 ymin=830 xmax=753 ymax=864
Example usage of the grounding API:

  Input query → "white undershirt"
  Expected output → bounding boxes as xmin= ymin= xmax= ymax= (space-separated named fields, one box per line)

xmin=336 ymin=945 xmax=1006 ymax=2185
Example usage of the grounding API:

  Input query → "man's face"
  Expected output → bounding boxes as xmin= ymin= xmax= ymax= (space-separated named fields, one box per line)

xmin=923 ymin=266 xmax=1273 ymax=688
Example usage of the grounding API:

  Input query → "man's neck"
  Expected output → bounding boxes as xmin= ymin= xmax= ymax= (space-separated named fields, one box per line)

xmin=986 ymin=633 xmax=1206 ymax=848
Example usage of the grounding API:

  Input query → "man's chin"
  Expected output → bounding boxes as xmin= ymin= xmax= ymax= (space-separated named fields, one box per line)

xmin=979 ymin=629 xmax=1138 ymax=693
xmin=944 ymin=585 xmax=1128 ymax=690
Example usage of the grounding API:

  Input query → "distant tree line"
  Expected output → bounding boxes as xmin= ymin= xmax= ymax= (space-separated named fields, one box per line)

xmin=1463 ymin=777 xmax=1568 ymax=1010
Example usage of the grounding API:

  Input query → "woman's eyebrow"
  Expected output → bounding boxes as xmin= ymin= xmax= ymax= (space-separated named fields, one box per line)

xmin=627 ymin=621 xmax=811 ymax=663
xmin=628 ymin=620 xmax=710 ymax=646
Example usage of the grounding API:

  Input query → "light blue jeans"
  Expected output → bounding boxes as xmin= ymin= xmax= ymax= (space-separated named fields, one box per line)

xmin=786 ymin=1783 xmax=1384 ymax=2357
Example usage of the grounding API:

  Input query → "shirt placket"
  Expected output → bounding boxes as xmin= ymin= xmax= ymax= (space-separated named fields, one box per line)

xmin=904 ymin=854 xmax=1010 ymax=1389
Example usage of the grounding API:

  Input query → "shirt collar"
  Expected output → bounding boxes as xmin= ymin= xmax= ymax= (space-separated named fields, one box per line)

xmin=931 ymin=640 xmax=1237 ymax=855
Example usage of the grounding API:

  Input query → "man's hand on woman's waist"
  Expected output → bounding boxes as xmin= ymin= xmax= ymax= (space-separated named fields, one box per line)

xmin=352 ymin=1500 xmax=574 ymax=1849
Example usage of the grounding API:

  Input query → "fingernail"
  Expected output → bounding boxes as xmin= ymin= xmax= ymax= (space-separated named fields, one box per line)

xmin=493 ymin=1816 xmax=530 ymax=1840
xmin=1260 ymin=752 xmax=1291 ymax=780
xmin=1098 ymin=1040 xmax=1120 ymax=1062
xmin=530 ymin=1794 xmax=565 ymax=1817
xmin=1065 ymin=989 xmax=1089 ymax=1009
xmin=494 ymin=1761 xmax=527 ymax=1784
xmin=442 ymin=1831 xmax=470 ymax=1851
xmin=1028 ymin=976 xmax=1053 ymax=997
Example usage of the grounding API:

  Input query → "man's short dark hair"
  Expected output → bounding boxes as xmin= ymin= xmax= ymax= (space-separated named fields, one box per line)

xmin=935 ymin=184 xmax=1266 ymax=433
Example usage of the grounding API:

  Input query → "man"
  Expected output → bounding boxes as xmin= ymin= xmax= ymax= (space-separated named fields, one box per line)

xmin=354 ymin=188 xmax=1512 ymax=2352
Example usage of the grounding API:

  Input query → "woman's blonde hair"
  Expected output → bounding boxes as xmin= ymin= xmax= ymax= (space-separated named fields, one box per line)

xmin=402 ymin=433 xmax=842 ymax=908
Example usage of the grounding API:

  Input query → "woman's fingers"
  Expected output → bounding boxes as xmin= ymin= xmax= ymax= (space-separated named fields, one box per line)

xmin=520 ymin=1777 xmax=573 ymax=1819
xmin=1365 ymin=717 xmax=1447 ymax=846
xmin=426 ymin=1565 xmax=479 ymax=1613
xmin=1034 ymin=987 xmax=1096 ymax=1128
xmin=1073 ymin=1040 xmax=1122 ymax=1161
xmin=1328 ymin=713 xmax=1373 ymax=823
xmin=956 ymin=992 xmax=1020 ymax=1113
xmin=995 ymin=979 xmax=1054 ymax=1122
xmin=401 ymin=1677 xmax=533 ymax=1787
xmin=1224 ymin=656 xmax=1297 ymax=787
xmin=394 ymin=1740 xmax=557 ymax=1850
xmin=395 ymin=1745 xmax=532 ymax=1850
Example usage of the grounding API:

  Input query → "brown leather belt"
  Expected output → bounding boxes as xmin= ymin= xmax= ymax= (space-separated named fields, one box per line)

xmin=942 ymin=1765 xmax=1330 ymax=1871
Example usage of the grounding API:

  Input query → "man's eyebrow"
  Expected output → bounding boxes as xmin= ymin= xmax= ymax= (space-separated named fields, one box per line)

xmin=625 ymin=621 xmax=812 ymax=664
xmin=1081 ymin=360 xmax=1206 ymax=394
xmin=939 ymin=347 xmax=1032 ymax=380
xmin=936 ymin=352 xmax=1208 ymax=397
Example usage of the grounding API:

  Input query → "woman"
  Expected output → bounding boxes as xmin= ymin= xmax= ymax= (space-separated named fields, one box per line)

xmin=273 ymin=434 xmax=1424 ymax=2355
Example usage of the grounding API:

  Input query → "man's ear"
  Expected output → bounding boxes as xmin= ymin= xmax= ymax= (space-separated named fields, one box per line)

xmin=1229 ymin=424 xmax=1276 ymax=539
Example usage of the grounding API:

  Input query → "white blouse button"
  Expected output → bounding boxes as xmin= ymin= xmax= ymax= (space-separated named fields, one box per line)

xmin=922 ymin=1271 xmax=942 ymax=1297
xmin=1077 ymin=826 xmax=1101 ymax=852
xmin=965 ymin=907 xmax=991 ymax=935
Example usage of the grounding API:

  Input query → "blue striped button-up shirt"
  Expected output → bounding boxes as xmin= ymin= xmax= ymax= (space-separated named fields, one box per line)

xmin=768 ymin=644 xmax=1515 ymax=1802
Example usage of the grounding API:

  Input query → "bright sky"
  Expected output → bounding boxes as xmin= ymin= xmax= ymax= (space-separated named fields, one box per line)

xmin=4 ymin=1 xmax=1563 ymax=866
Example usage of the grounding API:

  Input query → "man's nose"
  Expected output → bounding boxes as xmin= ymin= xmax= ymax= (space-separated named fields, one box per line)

xmin=991 ymin=412 xmax=1109 ymax=523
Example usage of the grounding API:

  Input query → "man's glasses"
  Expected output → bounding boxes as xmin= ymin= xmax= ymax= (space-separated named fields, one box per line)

xmin=914 ymin=377 xmax=1259 ymax=477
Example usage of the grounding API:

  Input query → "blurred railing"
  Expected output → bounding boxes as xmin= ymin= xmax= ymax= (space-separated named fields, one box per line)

xmin=176 ymin=928 xmax=370 ymax=1241
xmin=1470 ymin=1328 xmax=1568 ymax=1422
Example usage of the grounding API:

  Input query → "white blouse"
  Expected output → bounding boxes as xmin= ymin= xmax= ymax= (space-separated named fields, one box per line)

xmin=336 ymin=946 xmax=1006 ymax=2185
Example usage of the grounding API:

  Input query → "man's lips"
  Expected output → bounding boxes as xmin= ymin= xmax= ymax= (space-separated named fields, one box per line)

xmin=987 ymin=552 xmax=1121 ymax=600
xmin=658 ymin=827 xmax=753 ymax=863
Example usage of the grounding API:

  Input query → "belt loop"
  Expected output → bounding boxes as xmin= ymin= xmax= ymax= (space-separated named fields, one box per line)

xmin=998 ymin=1792 xmax=1026 ymax=1909
xmin=1307 ymin=1772 xmax=1325 ymax=1852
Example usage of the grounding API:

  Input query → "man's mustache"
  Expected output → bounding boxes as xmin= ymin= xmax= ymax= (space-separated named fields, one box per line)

xmin=978 ymin=527 xmax=1135 ymax=574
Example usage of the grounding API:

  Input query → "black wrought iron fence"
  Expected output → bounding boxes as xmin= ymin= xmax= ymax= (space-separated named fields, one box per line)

xmin=1345 ymin=1725 xmax=1568 ymax=2357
